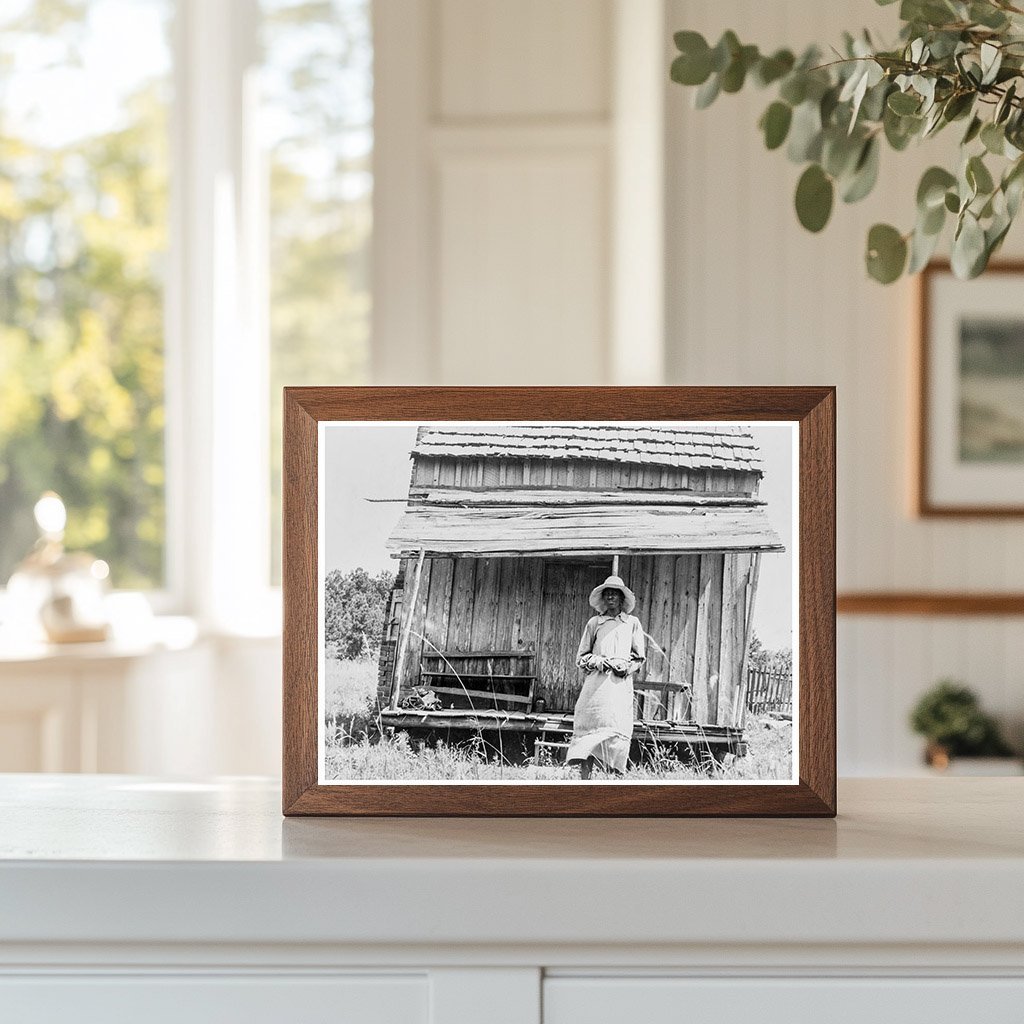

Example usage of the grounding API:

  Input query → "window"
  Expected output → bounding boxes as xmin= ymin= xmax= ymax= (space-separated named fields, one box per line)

xmin=262 ymin=0 xmax=373 ymax=582
xmin=0 ymin=0 xmax=373 ymax=618
xmin=0 ymin=0 xmax=172 ymax=589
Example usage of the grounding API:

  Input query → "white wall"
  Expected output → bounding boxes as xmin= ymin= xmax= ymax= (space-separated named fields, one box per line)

xmin=370 ymin=0 xmax=1024 ymax=775
xmin=373 ymin=0 xmax=665 ymax=386
xmin=2 ymin=1 xmax=1003 ymax=780
xmin=664 ymin=0 xmax=1024 ymax=772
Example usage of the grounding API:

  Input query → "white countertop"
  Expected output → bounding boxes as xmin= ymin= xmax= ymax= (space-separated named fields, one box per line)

xmin=1 ymin=775 xmax=1022 ymax=951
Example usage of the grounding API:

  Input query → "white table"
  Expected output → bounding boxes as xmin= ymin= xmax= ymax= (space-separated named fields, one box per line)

xmin=1 ymin=776 xmax=1022 ymax=1023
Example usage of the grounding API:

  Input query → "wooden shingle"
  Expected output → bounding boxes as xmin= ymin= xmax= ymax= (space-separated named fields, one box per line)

xmin=412 ymin=424 xmax=764 ymax=473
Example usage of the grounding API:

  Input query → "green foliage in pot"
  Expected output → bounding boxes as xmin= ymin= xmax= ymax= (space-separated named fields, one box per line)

xmin=670 ymin=0 xmax=1024 ymax=283
xmin=909 ymin=679 xmax=1015 ymax=756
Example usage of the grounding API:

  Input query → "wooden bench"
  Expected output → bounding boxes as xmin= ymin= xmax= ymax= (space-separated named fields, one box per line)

xmin=418 ymin=651 xmax=537 ymax=712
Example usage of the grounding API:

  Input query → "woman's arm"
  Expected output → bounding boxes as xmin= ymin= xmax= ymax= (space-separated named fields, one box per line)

xmin=576 ymin=617 xmax=598 ymax=669
xmin=628 ymin=617 xmax=647 ymax=672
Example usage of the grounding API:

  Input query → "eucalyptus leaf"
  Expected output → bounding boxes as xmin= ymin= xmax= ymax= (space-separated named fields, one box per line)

xmin=779 ymin=74 xmax=807 ymax=106
xmin=888 ymin=90 xmax=921 ymax=115
xmin=866 ymin=223 xmax=908 ymax=283
xmin=917 ymin=166 xmax=957 ymax=210
xmin=884 ymin=106 xmax=922 ymax=150
xmin=787 ymin=101 xmax=823 ymax=162
xmin=942 ymin=92 xmax=974 ymax=122
xmin=970 ymin=2 xmax=1009 ymax=30
xmin=754 ymin=49 xmax=795 ymax=87
xmin=967 ymin=154 xmax=995 ymax=195
xmin=710 ymin=31 xmax=740 ymax=73
xmin=914 ymin=75 xmax=937 ymax=111
xmin=842 ymin=137 xmax=880 ymax=203
xmin=795 ymin=164 xmax=834 ymax=232
xmin=674 ymin=29 xmax=707 ymax=53
xmin=996 ymin=82 xmax=1017 ymax=124
xmin=903 ymin=0 xmax=958 ymax=29
xmin=908 ymin=221 xmax=943 ymax=273
xmin=980 ymin=42 xmax=1002 ymax=86
xmin=760 ymin=101 xmax=793 ymax=150
xmin=962 ymin=115 xmax=983 ymax=145
xmin=721 ymin=44 xmax=759 ymax=93
xmin=861 ymin=79 xmax=892 ymax=122
xmin=820 ymin=85 xmax=841 ymax=126
xmin=921 ymin=199 xmax=946 ymax=235
xmin=1006 ymin=172 xmax=1024 ymax=218
xmin=694 ymin=73 xmax=721 ymax=109
xmin=927 ymin=30 xmax=963 ymax=60
xmin=981 ymin=122 xmax=1005 ymax=155
xmin=923 ymin=101 xmax=948 ymax=137
xmin=1002 ymin=158 xmax=1024 ymax=217
xmin=951 ymin=212 xmax=986 ymax=278
xmin=822 ymin=128 xmax=863 ymax=178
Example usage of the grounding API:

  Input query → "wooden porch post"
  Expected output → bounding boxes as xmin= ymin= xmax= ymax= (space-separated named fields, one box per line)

xmin=389 ymin=548 xmax=426 ymax=710
xmin=733 ymin=552 xmax=762 ymax=727
xmin=612 ymin=554 xmax=620 ymax=576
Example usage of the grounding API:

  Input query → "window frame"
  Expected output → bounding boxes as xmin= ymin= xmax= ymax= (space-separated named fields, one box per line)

xmin=166 ymin=0 xmax=280 ymax=633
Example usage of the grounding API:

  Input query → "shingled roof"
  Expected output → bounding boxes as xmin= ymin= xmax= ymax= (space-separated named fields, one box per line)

xmin=412 ymin=424 xmax=763 ymax=474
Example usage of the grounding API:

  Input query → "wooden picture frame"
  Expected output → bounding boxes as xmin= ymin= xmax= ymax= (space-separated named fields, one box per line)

xmin=917 ymin=261 xmax=1024 ymax=517
xmin=283 ymin=387 xmax=835 ymax=816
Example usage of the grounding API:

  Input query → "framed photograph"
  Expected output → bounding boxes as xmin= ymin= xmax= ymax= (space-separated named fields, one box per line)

xmin=918 ymin=261 xmax=1024 ymax=516
xmin=283 ymin=387 xmax=835 ymax=816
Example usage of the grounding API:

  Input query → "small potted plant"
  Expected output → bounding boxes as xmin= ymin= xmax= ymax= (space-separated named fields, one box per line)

xmin=910 ymin=680 xmax=1020 ymax=773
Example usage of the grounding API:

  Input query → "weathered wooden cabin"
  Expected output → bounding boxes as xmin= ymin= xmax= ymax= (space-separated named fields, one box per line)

xmin=376 ymin=424 xmax=784 ymax=758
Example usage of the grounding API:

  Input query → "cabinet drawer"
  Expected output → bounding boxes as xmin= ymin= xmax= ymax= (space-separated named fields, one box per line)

xmin=544 ymin=977 xmax=1024 ymax=1024
xmin=0 ymin=974 xmax=427 ymax=1024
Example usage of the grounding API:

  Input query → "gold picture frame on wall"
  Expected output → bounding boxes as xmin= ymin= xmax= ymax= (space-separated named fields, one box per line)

xmin=917 ymin=261 xmax=1024 ymax=517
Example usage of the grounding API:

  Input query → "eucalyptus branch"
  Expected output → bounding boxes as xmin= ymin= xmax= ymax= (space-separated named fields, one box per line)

xmin=670 ymin=0 xmax=1024 ymax=282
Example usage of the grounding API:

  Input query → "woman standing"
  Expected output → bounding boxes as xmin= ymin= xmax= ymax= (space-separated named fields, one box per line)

xmin=566 ymin=575 xmax=646 ymax=779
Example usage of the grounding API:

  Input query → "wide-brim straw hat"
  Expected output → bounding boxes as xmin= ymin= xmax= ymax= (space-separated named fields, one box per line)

xmin=589 ymin=574 xmax=636 ymax=614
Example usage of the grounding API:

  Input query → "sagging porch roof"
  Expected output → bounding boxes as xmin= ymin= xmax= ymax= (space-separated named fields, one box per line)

xmin=385 ymin=500 xmax=785 ymax=558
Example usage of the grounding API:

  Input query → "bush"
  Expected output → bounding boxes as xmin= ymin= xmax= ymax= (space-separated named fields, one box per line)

xmin=747 ymin=631 xmax=792 ymax=678
xmin=324 ymin=567 xmax=394 ymax=659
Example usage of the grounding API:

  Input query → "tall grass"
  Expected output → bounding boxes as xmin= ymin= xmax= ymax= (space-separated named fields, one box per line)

xmin=324 ymin=657 xmax=378 ymax=745
xmin=323 ymin=713 xmax=794 ymax=782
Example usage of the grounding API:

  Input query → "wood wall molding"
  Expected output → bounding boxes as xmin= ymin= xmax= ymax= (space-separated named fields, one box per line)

xmin=838 ymin=592 xmax=1024 ymax=616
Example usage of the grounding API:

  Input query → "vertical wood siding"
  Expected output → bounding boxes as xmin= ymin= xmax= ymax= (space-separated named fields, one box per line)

xmin=410 ymin=456 xmax=759 ymax=494
xmin=389 ymin=550 xmax=760 ymax=728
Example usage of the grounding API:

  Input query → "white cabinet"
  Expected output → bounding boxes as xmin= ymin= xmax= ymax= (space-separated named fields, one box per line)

xmin=544 ymin=977 xmax=1024 ymax=1024
xmin=1 ymin=778 xmax=1022 ymax=1024
xmin=0 ymin=627 xmax=281 ymax=776
xmin=0 ymin=975 xmax=428 ymax=1024
xmin=0 ymin=639 xmax=211 ymax=773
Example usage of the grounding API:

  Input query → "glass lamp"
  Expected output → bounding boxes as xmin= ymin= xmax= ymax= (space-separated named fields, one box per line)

xmin=5 ymin=493 xmax=111 ymax=644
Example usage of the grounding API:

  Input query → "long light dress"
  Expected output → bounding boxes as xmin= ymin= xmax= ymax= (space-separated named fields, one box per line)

xmin=566 ymin=612 xmax=646 ymax=773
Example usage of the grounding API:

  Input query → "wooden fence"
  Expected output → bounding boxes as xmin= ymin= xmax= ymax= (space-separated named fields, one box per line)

xmin=745 ymin=669 xmax=793 ymax=717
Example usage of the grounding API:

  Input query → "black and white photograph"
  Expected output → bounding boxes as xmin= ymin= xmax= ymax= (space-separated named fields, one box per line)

xmin=318 ymin=420 xmax=797 ymax=784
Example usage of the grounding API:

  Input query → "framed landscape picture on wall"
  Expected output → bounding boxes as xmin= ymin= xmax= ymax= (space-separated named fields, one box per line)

xmin=918 ymin=262 xmax=1024 ymax=516
xmin=282 ymin=387 xmax=835 ymax=817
